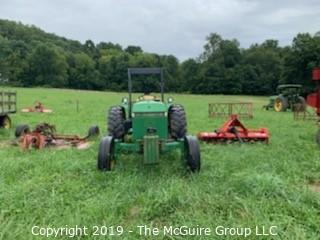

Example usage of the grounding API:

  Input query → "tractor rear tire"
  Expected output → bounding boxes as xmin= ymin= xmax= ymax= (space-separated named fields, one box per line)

xmin=15 ymin=124 xmax=30 ymax=137
xmin=87 ymin=125 xmax=100 ymax=139
xmin=108 ymin=106 xmax=125 ymax=139
xmin=169 ymin=105 xmax=187 ymax=139
xmin=184 ymin=136 xmax=201 ymax=172
xmin=0 ymin=115 xmax=12 ymax=129
xmin=274 ymin=96 xmax=288 ymax=112
xmin=98 ymin=136 xmax=115 ymax=171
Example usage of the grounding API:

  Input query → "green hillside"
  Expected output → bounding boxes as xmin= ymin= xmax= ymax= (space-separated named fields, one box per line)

xmin=1 ymin=19 xmax=320 ymax=94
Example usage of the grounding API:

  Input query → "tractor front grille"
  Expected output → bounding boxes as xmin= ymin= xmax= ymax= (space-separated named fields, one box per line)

xmin=133 ymin=112 xmax=166 ymax=117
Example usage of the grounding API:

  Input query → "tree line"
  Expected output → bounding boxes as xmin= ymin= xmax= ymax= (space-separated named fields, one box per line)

xmin=0 ymin=19 xmax=320 ymax=95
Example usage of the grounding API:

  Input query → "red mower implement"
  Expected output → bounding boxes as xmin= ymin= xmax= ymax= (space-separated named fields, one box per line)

xmin=197 ymin=114 xmax=269 ymax=143
xmin=15 ymin=123 xmax=99 ymax=150
xmin=21 ymin=102 xmax=53 ymax=113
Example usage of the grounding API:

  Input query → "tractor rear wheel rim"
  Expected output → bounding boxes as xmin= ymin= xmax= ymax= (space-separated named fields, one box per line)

xmin=274 ymin=101 xmax=282 ymax=112
xmin=3 ymin=117 xmax=11 ymax=129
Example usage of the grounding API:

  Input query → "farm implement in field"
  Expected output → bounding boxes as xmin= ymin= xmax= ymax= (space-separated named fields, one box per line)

xmin=197 ymin=114 xmax=269 ymax=143
xmin=21 ymin=102 xmax=53 ymax=113
xmin=293 ymin=105 xmax=318 ymax=121
xmin=208 ymin=102 xmax=253 ymax=119
xmin=305 ymin=68 xmax=320 ymax=144
xmin=15 ymin=123 xmax=99 ymax=150
xmin=98 ymin=67 xmax=201 ymax=172
xmin=0 ymin=90 xmax=16 ymax=129
xmin=264 ymin=84 xmax=306 ymax=112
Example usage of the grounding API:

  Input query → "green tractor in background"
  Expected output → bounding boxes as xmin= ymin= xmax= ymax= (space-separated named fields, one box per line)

xmin=98 ymin=68 xmax=201 ymax=172
xmin=264 ymin=84 xmax=306 ymax=112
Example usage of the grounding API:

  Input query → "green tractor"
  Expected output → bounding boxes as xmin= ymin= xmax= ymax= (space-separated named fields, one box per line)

xmin=264 ymin=84 xmax=306 ymax=112
xmin=97 ymin=68 xmax=201 ymax=172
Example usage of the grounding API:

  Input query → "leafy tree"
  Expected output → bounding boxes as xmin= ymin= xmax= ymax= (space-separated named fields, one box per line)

xmin=180 ymin=59 xmax=200 ymax=93
xmin=99 ymin=52 xmax=130 ymax=91
xmin=0 ymin=35 xmax=11 ymax=82
xmin=223 ymin=67 xmax=243 ymax=94
xmin=6 ymin=40 xmax=30 ymax=85
xmin=159 ymin=55 xmax=180 ymax=92
xmin=237 ymin=65 xmax=261 ymax=95
xmin=28 ymin=44 xmax=68 ymax=87
xmin=97 ymin=42 xmax=122 ymax=51
xmin=282 ymin=33 xmax=320 ymax=92
xmin=128 ymin=52 xmax=159 ymax=92
xmin=196 ymin=62 xmax=224 ymax=94
xmin=242 ymin=40 xmax=282 ymax=94
xmin=198 ymin=33 xmax=242 ymax=94
xmin=199 ymin=33 xmax=223 ymax=62
xmin=125 ymin=45 xmax=142 ymax=55
xmin=68 ymin=52 xmax=100 ymax=89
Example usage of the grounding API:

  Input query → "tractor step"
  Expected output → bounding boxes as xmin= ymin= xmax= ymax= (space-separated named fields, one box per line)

xmin=197 ymin=114 xmax=269 ymax=144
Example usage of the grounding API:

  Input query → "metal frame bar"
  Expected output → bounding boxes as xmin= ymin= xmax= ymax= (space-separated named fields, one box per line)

xmin=293 ymin=107 xmax=318 ymax=121
xmin=127 ymin=68 xmax=164 ymax=118
xmin=0 ymin=90 xmax=16 ymax=116
xmin=208 ymin=102 xmax=253 ymax=119
xmin=114 ymin=139 xmax=183 ymax=154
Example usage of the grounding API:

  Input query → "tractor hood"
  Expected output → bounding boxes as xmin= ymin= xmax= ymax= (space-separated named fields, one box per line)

xmin=132 ymin=101 xmax=167 ymax=113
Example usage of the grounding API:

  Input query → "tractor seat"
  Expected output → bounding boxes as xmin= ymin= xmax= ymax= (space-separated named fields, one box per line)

xmin=138 ymin=95 xmax=160 ymax=101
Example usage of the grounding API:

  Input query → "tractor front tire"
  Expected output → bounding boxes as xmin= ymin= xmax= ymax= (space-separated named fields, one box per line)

xmin=108 ymin=106 xmax=125 ymax=139
xmin=184 ymin=136 xmax=201 ymax=172
xmin=15 ymin=124 xmax=30 ymax=137
xmin=274 ymin=97 xmax=288 ymax=112
xmin=169 ymin=105 xmax=187 ymax=139
xmin=0 ymin=115 xmax=12 ymax=129
xmin=98 ymin=136 xmax=115 ymax=171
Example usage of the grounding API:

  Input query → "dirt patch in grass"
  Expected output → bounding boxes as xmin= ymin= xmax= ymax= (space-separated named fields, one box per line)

xmin=0 ymin=140 xmax=11 ymax=148
xmin=308 ymin=182 xmax=320 ymax=193
xmin=129 ymin=206 xmax=140 ymax=217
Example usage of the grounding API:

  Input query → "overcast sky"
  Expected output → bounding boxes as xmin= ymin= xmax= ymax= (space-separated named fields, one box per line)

xmin=1 ymin=0 xmax=319 ymax=60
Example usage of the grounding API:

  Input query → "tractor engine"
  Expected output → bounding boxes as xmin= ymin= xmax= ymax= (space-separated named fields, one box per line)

xmin=132 ymin=101 xmax=168 ymax=140
xmin=131 ymin=101 xmax=168 ymax=164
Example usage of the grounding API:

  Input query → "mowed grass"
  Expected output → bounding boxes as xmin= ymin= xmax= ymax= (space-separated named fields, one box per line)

xmin=1 ymin=87 xmax=320 ymax=240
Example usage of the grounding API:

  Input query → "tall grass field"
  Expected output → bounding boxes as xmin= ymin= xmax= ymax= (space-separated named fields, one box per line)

xmin=1 ymin=87 xmax=320 ymax=239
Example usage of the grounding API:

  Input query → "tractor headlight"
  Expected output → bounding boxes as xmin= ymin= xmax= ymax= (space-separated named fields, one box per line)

xmin=167 ymin=97 xmax=173 ymax=103
xmin=122 ymin=97 xmax=128 ymax=104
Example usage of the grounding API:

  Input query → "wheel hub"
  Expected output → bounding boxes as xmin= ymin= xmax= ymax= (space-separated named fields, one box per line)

xmin=274 ymin=100 xmax=282 ymax=112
